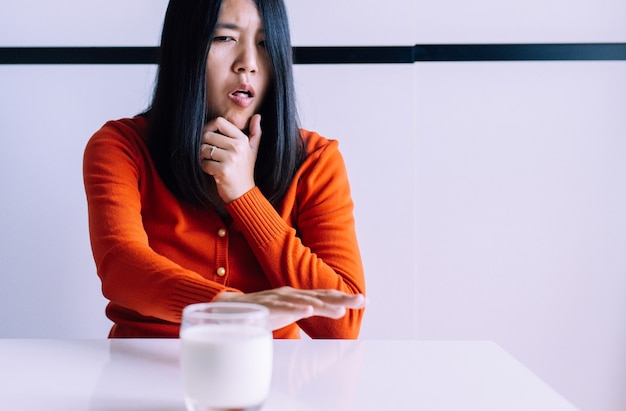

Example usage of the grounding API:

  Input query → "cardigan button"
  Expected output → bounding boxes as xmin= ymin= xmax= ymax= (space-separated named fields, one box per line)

xmin=217 ymin=228 xmax=227 ymax=238
xmin=216 ymin=267 xmax=226 ymax=277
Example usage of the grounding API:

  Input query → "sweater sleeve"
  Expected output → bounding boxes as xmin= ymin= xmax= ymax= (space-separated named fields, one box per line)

xmin=226 ymin=139 xmax=366 ymax=339
xmin=83 ymin=121 xmax=239 ymax=325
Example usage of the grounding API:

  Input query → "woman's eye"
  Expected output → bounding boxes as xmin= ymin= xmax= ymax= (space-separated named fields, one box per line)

xmin=258 ymin=40 xmax=266 ymax=48
xmin=213 ymin=36 xmax=232 ymax=42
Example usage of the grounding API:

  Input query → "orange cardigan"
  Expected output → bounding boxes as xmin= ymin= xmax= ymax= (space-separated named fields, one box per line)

xmin=83 ymin=116 xmax=365 ymax=338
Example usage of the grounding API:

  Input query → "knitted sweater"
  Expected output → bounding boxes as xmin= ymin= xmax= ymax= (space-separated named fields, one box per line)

xmin=83 ymin=116 xmax=365 ymax=338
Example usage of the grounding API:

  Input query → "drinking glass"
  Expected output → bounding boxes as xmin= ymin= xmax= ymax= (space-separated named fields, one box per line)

xmin=180 ymin=302 xmax=273 ymax=411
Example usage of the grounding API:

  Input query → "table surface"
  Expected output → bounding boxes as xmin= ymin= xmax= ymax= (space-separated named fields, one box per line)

xmin=0 ymin=338 xmax=577 ymax=411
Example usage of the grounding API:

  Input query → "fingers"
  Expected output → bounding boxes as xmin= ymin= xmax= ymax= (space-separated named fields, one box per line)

xmin=215 ymin=291 xmax=315 ymax=331
xmin=302 ymin=289 xmax=367 ymax=310
xmin=281 ymin=288 xmax=367 ymax=321
xmin=269 ymin=287 xmax=366 ymax=320
xmin=270 ymin=288 xmax=348 ymax=320
xmin=213 ymin=287 xmax=366 ymax=331
xmin=199 ymin=115 xmax=260 ymax=171
xmin=200 ymin=144 xmax=219 ymax=163
xmin=248 ymin=114 xmax=262 ymax=151
xmin=200 ymin=117 xmax=245 ymax=163
xmin=203 ymin=116 xmax=253 ymax=144
xmin=206 ymin=116 xmax=246 ymax=139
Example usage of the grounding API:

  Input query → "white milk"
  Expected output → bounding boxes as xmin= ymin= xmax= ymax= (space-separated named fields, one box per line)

xmin=181 ymin=324 xmax=273 ymax=409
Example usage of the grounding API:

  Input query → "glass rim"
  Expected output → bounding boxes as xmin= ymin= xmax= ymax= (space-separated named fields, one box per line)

xmin=182 ymin=302 xmax=269 ymax=321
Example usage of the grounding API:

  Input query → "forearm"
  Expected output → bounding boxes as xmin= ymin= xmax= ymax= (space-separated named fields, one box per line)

xmin=227 ymin=188 xmax=364 ymax=291
xmin=96 ymin=240 xmax=239 ymax=323
xmin=226 ymin=187 xmax=366 ymax=338
xmin=84 ymin=126 xmax=240 ymax=324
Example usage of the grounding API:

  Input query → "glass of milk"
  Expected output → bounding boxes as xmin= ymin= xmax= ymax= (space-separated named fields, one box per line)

xmin=180 ymin=302 xmax=273 ymax=411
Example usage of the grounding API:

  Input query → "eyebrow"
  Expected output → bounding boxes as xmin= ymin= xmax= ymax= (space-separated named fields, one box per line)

xmin=215 ymin=22 xmax=241 ymax=30
xmin=215 ymin=22 xmax=265 ymax=32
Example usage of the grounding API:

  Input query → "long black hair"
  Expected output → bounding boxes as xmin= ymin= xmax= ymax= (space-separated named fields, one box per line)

xmin=147 ymin=0 xmax=304 ymax=208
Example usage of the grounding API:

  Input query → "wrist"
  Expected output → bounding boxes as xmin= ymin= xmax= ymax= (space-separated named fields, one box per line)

xmin=213 ymin=291 xmax=240 ymax=302
xmin=223 ymin=184 xmax=256 ymax=205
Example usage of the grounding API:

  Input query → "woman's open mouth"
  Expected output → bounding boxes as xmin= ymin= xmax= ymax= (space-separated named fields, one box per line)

xmin=228 ymin=84 xmax=255 ymax=108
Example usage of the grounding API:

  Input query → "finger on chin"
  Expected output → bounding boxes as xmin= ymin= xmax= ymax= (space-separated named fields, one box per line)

xmin=249 ymin=114 xmax=262 ymax=136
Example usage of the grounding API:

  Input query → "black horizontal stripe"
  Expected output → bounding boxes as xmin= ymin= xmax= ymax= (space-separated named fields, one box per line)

xmin=413 ymin=43 xmax=626 ymax=61
xmin=0 ymin=44 xmax=625 ymax=65
xmin=294 ymin=46 xmax=415 ymax=64
xmin=0 ymin=47 xmax=158 ymax=65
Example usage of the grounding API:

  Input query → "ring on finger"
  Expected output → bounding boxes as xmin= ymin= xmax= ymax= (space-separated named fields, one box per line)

xmin=209 ymin=145 xmax=217 ymax=160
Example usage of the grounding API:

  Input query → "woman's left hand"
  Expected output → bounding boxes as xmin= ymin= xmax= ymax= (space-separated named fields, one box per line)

xmin=214 ymin=287 xmax=367 ymax=331
xmin=200 ymin=114 xmax=262 ymax=203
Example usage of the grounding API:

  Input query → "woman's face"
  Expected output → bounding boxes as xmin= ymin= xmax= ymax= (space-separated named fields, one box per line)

xmin=205 ymin=0 xmax=271 ymax=131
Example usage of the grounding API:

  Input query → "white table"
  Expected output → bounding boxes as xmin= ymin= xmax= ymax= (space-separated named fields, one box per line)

xmin=0 ymin=339 xmax=577 ymax=410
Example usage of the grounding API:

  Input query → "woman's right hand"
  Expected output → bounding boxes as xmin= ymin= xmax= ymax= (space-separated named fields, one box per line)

xmin=213 ymin=286 xmax=367 ymax=331
xmin=199 ymin=115 xmax=262 ymax=204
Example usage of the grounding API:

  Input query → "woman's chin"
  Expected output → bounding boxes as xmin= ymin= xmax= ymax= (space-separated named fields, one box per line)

xmin=224 ymin=114 xmax=251 ymax=133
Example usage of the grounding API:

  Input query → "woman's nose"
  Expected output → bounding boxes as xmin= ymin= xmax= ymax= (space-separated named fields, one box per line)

xmin=234 ymin=44 xmax=258 ymax=74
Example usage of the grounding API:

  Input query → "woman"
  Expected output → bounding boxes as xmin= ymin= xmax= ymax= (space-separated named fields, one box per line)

xmin=83 ymin=0 xmax=366 ymax=339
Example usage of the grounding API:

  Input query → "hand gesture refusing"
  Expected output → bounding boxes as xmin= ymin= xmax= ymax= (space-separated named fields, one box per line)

xmin=215 ymin=287 xmax=368 ymax=331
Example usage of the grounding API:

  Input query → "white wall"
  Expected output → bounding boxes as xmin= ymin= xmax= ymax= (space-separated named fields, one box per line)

xmin=0 ymin=1 xmax=167 ymax=338
xmin=414 ymin=61 xmax=626 ymax=411
xmin=408 ymin=3 xmax=626 ymax=411
xmin=1 ymin=1 xmax=625 ymax=410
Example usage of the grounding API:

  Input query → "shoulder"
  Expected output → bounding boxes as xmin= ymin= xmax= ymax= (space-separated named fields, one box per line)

xmin=85 ymin=115 xmax=149 ymax=156
xmin=291 ymin=129 xmax=353 ymax=207
xmin=90 ymin=115 xmax=149 ymax=144
xmin=83 ymin=115 xmax=152 ymax=175
xmin=300 ymin=128 xmax=340 ymax=158
xmin=296 ymin=129 xmax=348 ymax=180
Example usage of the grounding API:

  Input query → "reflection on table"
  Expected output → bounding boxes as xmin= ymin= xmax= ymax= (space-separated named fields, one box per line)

xmin=0 ymin=339 xmax=578 ymax=410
